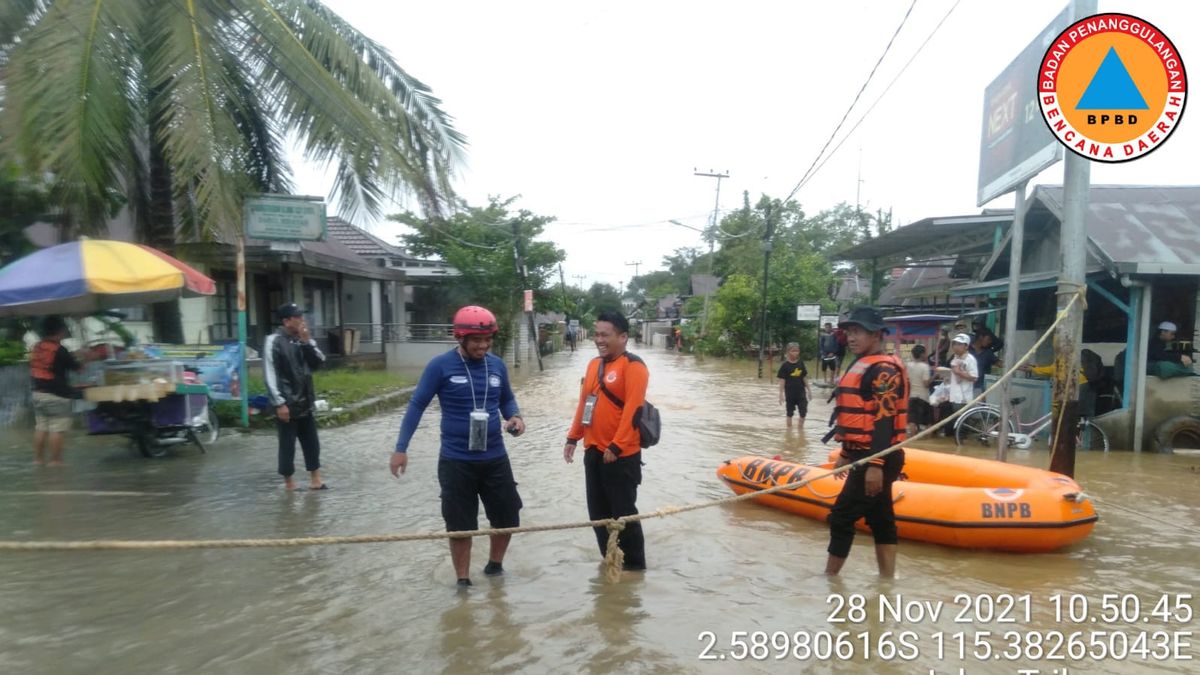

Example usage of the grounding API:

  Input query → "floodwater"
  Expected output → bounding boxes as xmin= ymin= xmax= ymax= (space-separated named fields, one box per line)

xmin=1 ymin=348 xmax=1197 ymax=674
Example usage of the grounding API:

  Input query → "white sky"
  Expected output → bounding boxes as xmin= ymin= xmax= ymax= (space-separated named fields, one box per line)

xmin=291 ymin=0 xmax=1199 ymax=291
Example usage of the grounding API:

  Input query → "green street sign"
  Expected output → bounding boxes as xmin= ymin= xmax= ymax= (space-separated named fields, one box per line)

xmin=244 ymin=195 xmax=327 ymax=241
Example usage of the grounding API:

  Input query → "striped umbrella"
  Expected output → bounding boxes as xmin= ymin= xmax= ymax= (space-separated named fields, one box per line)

xmin=0 ymin=239 xmax=216 ymax=317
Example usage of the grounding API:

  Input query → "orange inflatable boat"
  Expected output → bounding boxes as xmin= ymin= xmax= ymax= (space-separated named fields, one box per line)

xmin=716 ymin=448 xmax=1097 ymax=552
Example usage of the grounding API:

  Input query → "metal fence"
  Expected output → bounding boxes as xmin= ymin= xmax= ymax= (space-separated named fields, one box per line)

xmin=338 ymin=323 xmax=455 ymax=344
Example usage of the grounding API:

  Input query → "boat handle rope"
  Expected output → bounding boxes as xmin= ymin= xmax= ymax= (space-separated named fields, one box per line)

xmin=0 ymin=290 xmax=1093 ymax=583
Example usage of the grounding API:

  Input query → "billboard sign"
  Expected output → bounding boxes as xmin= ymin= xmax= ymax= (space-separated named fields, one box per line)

xmin=977 ymin=4 xmax=1074 ymax=206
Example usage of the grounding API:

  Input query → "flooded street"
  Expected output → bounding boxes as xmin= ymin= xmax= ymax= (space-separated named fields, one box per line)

xmin=1 ymin=348 xmax=1197 ymax=674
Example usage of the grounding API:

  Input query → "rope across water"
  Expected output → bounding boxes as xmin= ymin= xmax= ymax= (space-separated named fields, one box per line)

xmin=0 ymin=292 xmax=1089 ymax=584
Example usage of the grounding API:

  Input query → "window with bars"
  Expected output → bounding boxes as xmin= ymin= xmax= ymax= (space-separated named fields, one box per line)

xmin=211 ymin=279 xmax=236 ymax=341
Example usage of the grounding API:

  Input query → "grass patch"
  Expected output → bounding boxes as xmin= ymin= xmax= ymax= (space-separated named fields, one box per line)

xmin=214 ymin=368 xmax=414 ymax=428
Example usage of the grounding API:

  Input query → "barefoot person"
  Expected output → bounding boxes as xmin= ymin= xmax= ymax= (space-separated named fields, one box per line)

xmin=264 ymin=303 xmax=327 ymax=491
xmin=777 ymin=341 xmax=812 ymax=429
xmin=30 ymin=316 xmax=87 ymax=466
xmin=390 ymin=306 xmax=526 ymax=587
xmin=824 ymin=307 xmax=908 ymax=578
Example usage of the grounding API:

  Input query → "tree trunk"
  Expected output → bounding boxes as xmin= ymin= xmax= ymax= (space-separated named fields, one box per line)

xmin=145 ymin=97 xmax=185 ymax=345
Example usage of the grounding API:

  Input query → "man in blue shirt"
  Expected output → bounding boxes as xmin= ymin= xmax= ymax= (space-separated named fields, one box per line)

xmin=390 ymin=306 xmax=526 ymax=587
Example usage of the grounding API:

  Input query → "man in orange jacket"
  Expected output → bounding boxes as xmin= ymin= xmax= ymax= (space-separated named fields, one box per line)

xmin=563 ymin=310 xmax=649 ymax=571
xmin=825 ymin=306 xmax=908 ymax=578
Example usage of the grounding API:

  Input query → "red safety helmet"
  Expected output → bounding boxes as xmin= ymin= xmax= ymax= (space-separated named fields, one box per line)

xmin=453 ymin=305 xmax=499 ymax=339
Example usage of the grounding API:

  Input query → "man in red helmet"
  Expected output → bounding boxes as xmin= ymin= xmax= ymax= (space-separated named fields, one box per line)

xmin=391 ymin=305 xmax=526 ymax=588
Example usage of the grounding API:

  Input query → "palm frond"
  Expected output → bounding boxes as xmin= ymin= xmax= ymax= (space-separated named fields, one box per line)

xmin=2 ymin=0 xmax=140 ymax=229
xmin=3 ymin=0 xmax=465 ymax=240
xmin=144 ymin=0 xmax=247 ymax=239
xmin=240 ymin=0 xmax=462 ymax=218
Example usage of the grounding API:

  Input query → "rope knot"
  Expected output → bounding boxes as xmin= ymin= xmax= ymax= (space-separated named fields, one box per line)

xmin=602 ymin=519 xmax=626 ymax=583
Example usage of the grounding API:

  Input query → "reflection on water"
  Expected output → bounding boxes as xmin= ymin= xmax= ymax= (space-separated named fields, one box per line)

xmin=1 ymin=348 xmax=1197 ymax=673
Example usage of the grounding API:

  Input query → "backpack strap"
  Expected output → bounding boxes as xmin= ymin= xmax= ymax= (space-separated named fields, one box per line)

xmin=597 ymin=357 xmax=625 ymax=408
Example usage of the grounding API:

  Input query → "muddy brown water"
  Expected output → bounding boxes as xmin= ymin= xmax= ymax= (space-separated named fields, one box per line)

xmin=1 ymin=348 xmax=1196 ymax=673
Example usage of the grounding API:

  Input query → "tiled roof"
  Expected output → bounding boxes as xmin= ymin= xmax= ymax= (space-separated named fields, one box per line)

xmin=1033 ymin=185 xmax=1200 ymax=272
xmin=325 ymin=217 xmax=406 ymax=259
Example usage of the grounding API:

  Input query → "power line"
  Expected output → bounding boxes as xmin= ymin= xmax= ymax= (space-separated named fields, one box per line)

xmin=798 ymin=0 xmax=963 ymax=193
xmin=782 ymin=0 xmax=918 ymax=204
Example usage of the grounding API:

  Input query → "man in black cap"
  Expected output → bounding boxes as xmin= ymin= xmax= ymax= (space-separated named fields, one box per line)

xmin=824 ymin=306 xmax=908 ymax=578
xmin=264 ymin=303 xmax=327 ymax=490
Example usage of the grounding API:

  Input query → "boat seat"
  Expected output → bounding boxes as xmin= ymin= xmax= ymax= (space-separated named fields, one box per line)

xmin=1009 ymin=397 xmax=1026 ymax=406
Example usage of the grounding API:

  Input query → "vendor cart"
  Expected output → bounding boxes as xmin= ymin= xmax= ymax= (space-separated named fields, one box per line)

xmin=83 ymin=361 xmax=220 ymax=458
xmin=0 ymin=238 xmax=223 ymax=457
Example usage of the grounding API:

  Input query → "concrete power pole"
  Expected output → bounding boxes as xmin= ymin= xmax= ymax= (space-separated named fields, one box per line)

xmin=1048 ymin=0 xmax=1096 ymax=478
xmin=625 ymin=260 xmax=642 ymax=279
xmin=757 ymin=202 xmax=776 ymax=378
xmin=512 ymin=220 xmax=543 ymax=372
xmin=694 ymin=169 xmax=728 ymax=335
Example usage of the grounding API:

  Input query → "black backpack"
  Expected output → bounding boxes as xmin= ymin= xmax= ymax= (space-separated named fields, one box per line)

xmin=597 ymin=356 xmax=661 ymax=448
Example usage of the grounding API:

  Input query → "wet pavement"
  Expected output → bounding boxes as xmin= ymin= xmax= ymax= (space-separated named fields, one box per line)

xmin=1 ymin=347 xmax=1197 ymax=673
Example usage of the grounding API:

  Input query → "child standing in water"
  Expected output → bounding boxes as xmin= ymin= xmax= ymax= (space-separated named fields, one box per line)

xmin=777 ymin=342 xmax=812 ymax=429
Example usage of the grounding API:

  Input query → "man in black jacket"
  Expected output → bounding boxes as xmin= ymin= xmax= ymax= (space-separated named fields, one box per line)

xmin=264 ymin=303 xmax=327 ymax=490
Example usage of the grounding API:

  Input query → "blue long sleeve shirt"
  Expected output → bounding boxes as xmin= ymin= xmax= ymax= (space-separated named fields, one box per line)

xmin=394 ymin=349 xmax=520 ymax=461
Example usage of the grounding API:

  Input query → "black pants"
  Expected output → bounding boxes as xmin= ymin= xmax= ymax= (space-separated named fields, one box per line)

xmin=827 ymin=450 xmax=904 ymax=558
xmin=584 ymin=450 xmax=645 ymax=567
xmin=277 ymin=414 xmax=321 ymax=477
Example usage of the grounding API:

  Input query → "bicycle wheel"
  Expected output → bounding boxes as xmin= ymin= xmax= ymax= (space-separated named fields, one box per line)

xmin=1076 ymin=419 xmax=1109 ymax=451
xmin=955 ymin=407 xmax=1014 ymax=446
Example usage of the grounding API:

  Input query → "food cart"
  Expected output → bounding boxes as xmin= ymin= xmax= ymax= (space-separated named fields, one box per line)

xmin=0 ymin=239 xmax=222 ymax=458
xmin=82 ymin=357 xmax=220 ymax=457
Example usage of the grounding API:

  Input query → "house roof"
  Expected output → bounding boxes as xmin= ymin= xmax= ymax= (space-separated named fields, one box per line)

xmin=832 ymin=275 xmax=871 ymax=303
xmin=1032 ymin=185 xmax=1200 ymax=275
xmin=875 ymin=258 xmax=965 ymax=305
xmin=833 ymin=212 xmax=1013 ymax=264
xmin=180 ymin=235 xmax=406 ymax=281
xmin=326 ymin=217 xmax=405 ymax=259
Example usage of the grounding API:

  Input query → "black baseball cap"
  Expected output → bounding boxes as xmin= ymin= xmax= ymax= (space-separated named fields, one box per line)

xmin=276 ymin=303 xmax=306 ymax=320
xmin=839 ymin=306 xmax=889 ymax=333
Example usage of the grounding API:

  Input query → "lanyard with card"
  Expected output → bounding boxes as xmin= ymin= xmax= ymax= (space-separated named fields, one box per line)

xmin=458 ymin=350 xmax=490 ymax=451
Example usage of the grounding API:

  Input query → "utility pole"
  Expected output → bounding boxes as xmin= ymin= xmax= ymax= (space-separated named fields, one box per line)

xmin=572 ymin=274 xmax=587 ymax=288
xmin=694 ymin=169 xmax=728 ymax=335
xmin=1049 ymin=153 xmax=1090 ymax=476
xmin=756 ymin=202 xmax=776 ymax=378
xmin=1048 ymin=0 xmax=1097 ymax=478
xmin=511 ymin=220 xmax=543 ymax=371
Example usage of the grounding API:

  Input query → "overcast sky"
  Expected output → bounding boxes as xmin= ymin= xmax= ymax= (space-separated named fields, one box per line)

xmin=291 ymin=0 xmax=1198 ymax=292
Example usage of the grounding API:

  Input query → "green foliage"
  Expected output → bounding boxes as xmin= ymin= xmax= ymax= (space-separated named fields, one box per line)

xmin=393 ymin=197 xmax=566 ymax=352
xmin=0 ymin=164 xmax=52 ymax=266
xmin=679 ymin=192 xmax=867 ymax=358
xmin=213 ymin=367 xmax=414 ymax=427
xmin=1 ymin=1 xmax=463 ymax=237
xmin=703 ymin=274 xmax=760 ymax=355
xmin=0 ymin=340 xmax=27 ymax=366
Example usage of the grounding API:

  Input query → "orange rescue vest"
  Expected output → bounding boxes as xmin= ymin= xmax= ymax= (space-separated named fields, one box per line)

xmin=30 ymin=340 xmax=59 ymax=381
xmin=832 ymin=354 xmax=908 ymax=448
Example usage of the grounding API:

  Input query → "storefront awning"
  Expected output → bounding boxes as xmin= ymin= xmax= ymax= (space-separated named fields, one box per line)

xmin=949 ymin=270 xmax=1104 ymax=297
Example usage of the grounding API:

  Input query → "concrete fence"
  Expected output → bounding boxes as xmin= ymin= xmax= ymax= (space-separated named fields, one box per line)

xmin=0 ymin=365 xmax=32 ymax=429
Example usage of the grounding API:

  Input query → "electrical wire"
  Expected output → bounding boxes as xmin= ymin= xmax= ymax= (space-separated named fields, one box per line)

xmin=797 ymin=0 xmax=963 ymax=193
xmin=782 ymin=0 xmax=919 ymax=204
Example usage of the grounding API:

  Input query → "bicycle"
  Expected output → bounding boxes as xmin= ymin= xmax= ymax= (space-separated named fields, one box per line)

xmin=954 ymin=396 xmax=1109 ymax=451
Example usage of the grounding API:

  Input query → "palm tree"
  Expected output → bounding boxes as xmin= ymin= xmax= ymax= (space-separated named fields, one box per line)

xmin=1 ymin=1 xmax=464 ymax=339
